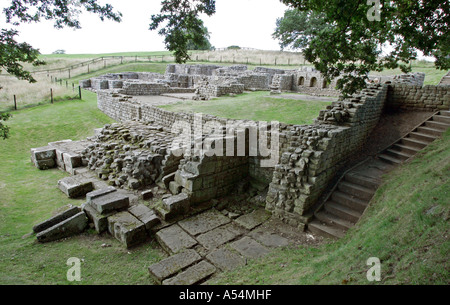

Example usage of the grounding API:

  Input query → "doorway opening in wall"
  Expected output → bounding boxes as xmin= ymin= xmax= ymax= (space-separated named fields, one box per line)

xmin=298 ymin=77 xmax=305 ymax=86
xmin=310 ymin=77 xmax=317 ymax=87
xmin=322 ymin=79 xmax=329 ymax=89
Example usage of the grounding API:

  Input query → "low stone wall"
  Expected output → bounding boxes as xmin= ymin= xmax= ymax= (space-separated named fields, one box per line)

xmin=387 ymin=84 xmax=450 ymax=111
xmin=266 ymin=84 xmax=388 ymax=228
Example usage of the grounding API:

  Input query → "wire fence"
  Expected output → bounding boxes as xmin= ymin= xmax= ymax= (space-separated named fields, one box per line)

xmin=0 ymin=50 xmax=308 ymax=112
xmin=0 ymin=76 xmax=82 ymax=112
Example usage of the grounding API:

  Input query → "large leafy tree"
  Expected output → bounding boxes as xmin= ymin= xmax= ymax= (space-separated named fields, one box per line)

xmin=186 ymin=21 xmax=213 ymax=51
xmin=150 ymin=0 xmax=216 ymax=63
xmin=1 ymin=0 xmax=122 ymax=83
xmin=151 ymin=0 xmax=449 ymax=95
xmin=277 ymin=0 xmax=449 ymax=95
xmin=0 ymin=0 xmax=121 ymax=139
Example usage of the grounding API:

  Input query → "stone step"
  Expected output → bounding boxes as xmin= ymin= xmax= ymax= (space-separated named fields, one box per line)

xmin=417 ymin=126 xmax=444 ymax=137
xmin=391 ymin=144 xmax=420 ymax=156
xmin=409 ymin=131 xmax=436 ymax=143
xmin=433 ymin=114 xmax=450 ymax=124
xmin=57 ymin=176 xmax=94 ymax=199
xmin=338 ymin=181 xmax=375 ymax=201
xmin=400 ymin=137 xmax=429 ymax=149
xmin=315 ymin=210 xmax=354 ymax=231
xmin=90 ymin=192 xmax=130 ymax=215
xmin=128 ymin=204 xmax=160 ymax=231
xmin=331 ymin=191 xmax=368 ymax=213
xmin=308 ymin=220 xmax=345 ymax=239
xmin=148 ymin=249 xmax=202 ymax=285
xmin=162 ymin=260 xmax=216 ymax=285
xmin=155 ymin=224 xmax=198 ymax=255
xmin=439 ymin=110 xmax=450 ymax=117
xmin=344 ymin=172 xmax=380 ymax=190
xmin=385 ymin=149 xmax=413 ymax=161
xmin=324 ymin=201 xmax=362 ymax=223
xmin=378 ymin=153 xmax=403 ymax=165
xmin=107 ymin=211 xmax=147 ymax=249
xmin=425 ymin=120 xmax=449 ymax=131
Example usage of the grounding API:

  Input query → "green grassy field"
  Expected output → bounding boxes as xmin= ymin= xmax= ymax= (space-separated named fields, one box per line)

xmin=159 ymin=91 xmax=332 ymax=125
xmin=0 ymin=91 xmax=165 ymax=284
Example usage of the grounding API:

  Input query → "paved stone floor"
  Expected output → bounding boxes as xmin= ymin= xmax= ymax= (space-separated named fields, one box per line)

xmin=149 ymin=206 xmax=323 ymax=285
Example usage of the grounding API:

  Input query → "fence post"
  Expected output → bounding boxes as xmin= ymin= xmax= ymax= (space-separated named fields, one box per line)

xmin=66 ymin=80 xmax=68 ymax=88
xmin=72 ymin=83 xmax=75 ymax=92
xmin=78 ymin=86 xmax=82 ymax=100
xmin=14 ymin=95 xmax=17 ymax=110
xmin=68 ymin=69 xmax=71 ymax=79
xmin=50 ymin=89 xmax=53 ymax=104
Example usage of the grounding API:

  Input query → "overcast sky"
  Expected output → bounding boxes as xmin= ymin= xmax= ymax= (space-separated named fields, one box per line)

xmin=0 ymin=0 xmax=289 ymax=54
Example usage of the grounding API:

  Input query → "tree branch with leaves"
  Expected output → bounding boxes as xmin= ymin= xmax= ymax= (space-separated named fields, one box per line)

xmin=150 ymin=0 xmax=216 ymax=63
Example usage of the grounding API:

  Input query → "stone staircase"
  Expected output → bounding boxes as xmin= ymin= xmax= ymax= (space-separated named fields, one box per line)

xmin=308 ymin=110 xmax=450 ymax=239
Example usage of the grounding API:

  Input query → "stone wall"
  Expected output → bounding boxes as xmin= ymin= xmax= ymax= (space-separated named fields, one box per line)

xmin=387 ymin=84 xmax=450 ymax=112
xmin=266 ymin=84 xmax=389 ymax=228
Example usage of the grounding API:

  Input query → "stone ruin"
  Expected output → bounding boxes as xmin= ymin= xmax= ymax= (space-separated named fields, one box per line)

xmin=29 ymin=63 xmax=449 ymax=284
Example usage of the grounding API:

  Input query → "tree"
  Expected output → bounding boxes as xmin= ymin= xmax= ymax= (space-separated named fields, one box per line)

xmin=52 ymin=49 xmax=66 ymax=54
xmin=277 ymin=0 xmax=449 ymax=95
xmin=0 ymin=113 xmax=12 ymax=140
xmin=150 ymin=0 xmax=216 ymax=63
xmin=273 ymin=10 xmax=329 ymax=51
xmin=0 ymin=0 xmax=122 ymax=140
xmin=151 ymin=0 xmax=449 ymax=95
xmin=186 ymin=21 xmax=213 ymax=50
xmin=1 ymin=0 xmax=122 ymax=83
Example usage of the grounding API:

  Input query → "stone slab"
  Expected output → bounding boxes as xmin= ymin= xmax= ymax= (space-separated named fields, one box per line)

xmin=156 ymin=224 xmax=198 ymax=254
xmin=162 ymin=192 xmax=190 ymax=215
xmin=148 ymin=249 xmax=202 ymax=284
xmin=196 ymin=223 xmax=245 ymax=251
xmin=162 ymin=260 xmax=216 ymax=285
xmin=248 ymin=229 xmax=290 ymax=248
xmin=178 ymin=209 xmax=231 ymax=236
xmin=33 ymin=206 xmax=81 ymax=234
xmin=206 ymin=248 xmax=246 ymax=272
xmin=230 ymin=236 xmax=270 ymax=259
xmin=90 ymin=192 xmax=129 ymax=215
xmin=36 ymin=212 xmax=88 ymax=243
xmin=128 ymin=204 xmax=160 ymax=231
xmin=235 ymin=208 xmax=271 ymax=230
xmin=86 ymin=186 xmax=116 ymax=202
xmin=57 ymin=176 xmax=94 ymax=198
xmin=107 ymin=211 xmax=147 ymax=248
xmin=83 ymin=203 xmax=114 ymax=233
xmin=31 ymin=146 xmax=56 ymax=161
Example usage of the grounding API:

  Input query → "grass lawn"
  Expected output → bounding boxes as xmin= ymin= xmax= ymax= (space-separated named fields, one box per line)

xmin=0 ymin=90 xmax=165 ymax=284
xmin=159 ymin=91 xmax=332 ymax=125
xmin=211 ymin=129 xmax=450 ymax=285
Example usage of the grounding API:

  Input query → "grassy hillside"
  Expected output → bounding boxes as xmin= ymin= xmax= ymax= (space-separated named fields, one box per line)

xmin=211 ymin=129 xmax=450 ymax=285
xmin=0 ymin=91 xmax=165 ymax=285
